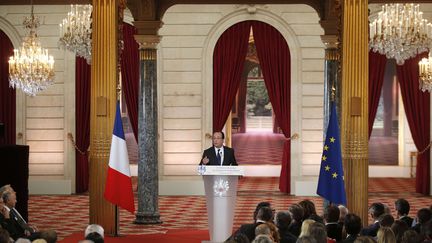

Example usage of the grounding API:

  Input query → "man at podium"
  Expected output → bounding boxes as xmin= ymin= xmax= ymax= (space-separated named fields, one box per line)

xmin=199 ymin=131 xmax=238 ymax=166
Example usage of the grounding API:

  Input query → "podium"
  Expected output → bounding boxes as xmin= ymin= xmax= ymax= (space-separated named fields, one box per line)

xmin=198 ymin=165 xmax=244 ymax=243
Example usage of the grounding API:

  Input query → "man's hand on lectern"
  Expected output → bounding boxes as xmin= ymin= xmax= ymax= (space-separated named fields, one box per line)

xmin=202 ymin=156 xmax=209 ymax=165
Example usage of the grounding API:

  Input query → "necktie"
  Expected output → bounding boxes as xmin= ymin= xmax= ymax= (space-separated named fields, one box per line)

xmin=216 ymin=149 xmax=221 ymax=165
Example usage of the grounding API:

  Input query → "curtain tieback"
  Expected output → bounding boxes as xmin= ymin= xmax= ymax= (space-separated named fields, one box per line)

xmin=418 ymin=141 xmax=432 ymax=155
xmin=67 ymin=133 xmax=90 ymax=155
xmin=286 ymin=133 xmax=299 ymax=141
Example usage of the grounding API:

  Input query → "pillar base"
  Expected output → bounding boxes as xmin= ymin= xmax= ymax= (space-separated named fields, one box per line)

xmin=134 ymin=213 xmax=162 ymax=224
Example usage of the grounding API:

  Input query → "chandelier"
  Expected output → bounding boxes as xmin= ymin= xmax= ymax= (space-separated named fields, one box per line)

xmin=8 ymin=4 xmax=55 ymax=96
xmin=419 ymin=55 xmax=432 ymax=92
xmin=58 ymin=4 xmax=92 ymax=63
xmin=369 ymin=4 xmax=432 ymax=65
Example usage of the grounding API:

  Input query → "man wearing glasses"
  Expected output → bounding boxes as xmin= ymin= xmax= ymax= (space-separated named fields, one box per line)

xmin=199 ymin=131 xmax=238 ymax=166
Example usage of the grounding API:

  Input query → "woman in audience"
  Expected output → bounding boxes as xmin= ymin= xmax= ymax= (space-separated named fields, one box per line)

xmin=299 ymin=200 xmax=323 ymax=224
xmin=377 ymin=227 xmax=396 ymax=243
xmin=401 ymin=230 xmax=421 ymax=243
xmin=390 ymin=220 xmax=408 ymax=243
xmin=288 ymin=204 xmax=304 ymax=237
xmin=299 ymin=219 xmax=315 ymax=238
xmin=354 ymin=236 xmax=377 ymax=243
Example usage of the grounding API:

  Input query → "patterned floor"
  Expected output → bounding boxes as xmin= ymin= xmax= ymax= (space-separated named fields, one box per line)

xmin=29 ymin=177 xmax=431 ymax=241
xmin=232 ymin=132 xmax=285 ymax=165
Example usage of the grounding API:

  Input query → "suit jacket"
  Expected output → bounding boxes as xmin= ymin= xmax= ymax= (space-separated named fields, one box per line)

xmin=360 ymin=221 xmax=380 ymax=237
xmin=340 ymin=234 xmax=357 ymax=243
xmin=279 ymin=228 xmax=298 ymax=243
xmin=233 ymin=222 xmax=263 ymax=242
xmin=399 ymin=215 xmax=413 ymax=228
xmin=199 ymin=146 xmax=238 ymax=166
xmin=326 ymin=222 xmax=343 ymax=241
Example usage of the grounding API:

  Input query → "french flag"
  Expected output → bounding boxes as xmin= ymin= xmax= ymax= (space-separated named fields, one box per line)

xmin=104 ymin=101 xmax=135 ymax=214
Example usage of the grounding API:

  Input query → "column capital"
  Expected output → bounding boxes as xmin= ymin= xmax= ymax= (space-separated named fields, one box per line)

xmin=133 ymin=20 xmax=163 ymax=35
xmin=134 ymin=35 xmax=161 ymax=49
xmin=320 ymin=35 xmax=339 ymax=49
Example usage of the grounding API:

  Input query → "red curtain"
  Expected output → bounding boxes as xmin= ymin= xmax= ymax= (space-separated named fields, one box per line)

xmin=396 ymin=53 xmax=430 ymax=195
xmin=368 ymin=51 xmax=387 ymax=137
xmin=238 ymin=70 xmax=248 ymax=133
xmin=121 ymin=23 xmax=139 ymax=142
xmin=0 ymin=30 xmax=15 ymax=145
xmin=75 ymin=57 xmax=91 ymax=193
xmin=213 ymin=21 xmax=252 ymax=131
xmin=251 ymin=21 xmax=291 ymax=193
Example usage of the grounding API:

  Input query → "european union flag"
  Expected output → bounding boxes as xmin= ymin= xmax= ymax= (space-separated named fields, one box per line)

xmin=317 ymin=102 xmax=347 ymax=205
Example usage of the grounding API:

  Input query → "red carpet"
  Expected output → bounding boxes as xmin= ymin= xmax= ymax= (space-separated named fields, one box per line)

xmin=232 ymin=132 xmax=285 ymax=165
xmin=59 ymin=230 xmax=209 ymax=243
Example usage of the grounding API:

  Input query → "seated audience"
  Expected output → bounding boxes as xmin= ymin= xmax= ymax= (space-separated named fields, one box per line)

xmin=412 ymin=208 xmax=431 ymax=234
xmin=307 ymin=222 xmax=327 ymax=243
xmin=401 ymin=230 xmax=421 ymax=243
xmin=252 ymin=234 xmax=273 ymax=243
xmin=85 ymin=232 xmax=103 ymax=243
xmin=376 ymin=227 xmax=395 ymax=243
xmin=361 ymin=203 xmax=385 ymax=237
xmin=296 ymin=236 xmax=317 ymax=243
xmin=234 ymin=206 xmax=274 ymax=242
xmin=390 ymin=220 xmax=408 ymax=243
xmin=288 ymin=204 xmax=304 ymax=237
xmin=420 ymin=219 xmax=432 ymax=242
xmin=324 ymin=205 xmax=342 ymax=241
xmin=338 ymin=205 xmax=349 ymax=225
xmin=394 ymin=199 xmax=413 ymax=228
xmin=341 ymin=213 xmax=362 ymax=243
xmin=276 ymin=211 xmax=297 ymax=243
xmin=379 ymin=214 xmax=395 ymax=228
xmin=0 ymin=229 xmax=10 ymax=243
xmin=84 ymin=224 xmax=104 ymax=239
xmin=299 ymin=200 xmax=323 ymax=224
xmin=39 ymin=230 xmax=57 ymax=243
xmin=299 ymin=219 xmax=315 ymax=238
xmin=354 ymin=236 xmax=377 ymax=243
xmin=225 ymin=232 xmax=250 ymax=243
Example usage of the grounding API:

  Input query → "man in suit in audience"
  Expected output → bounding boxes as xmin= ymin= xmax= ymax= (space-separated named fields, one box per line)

xmin=2 ymin=190 xmax=39 ymax=240
xmin=341 ymin=213 xmax=362 ymax=243
xmin=233 ymin=206 xmax=273 ymax=242
xmin=324 ymin=205 xmax=343 ymax=241
xmin=361 ymin=202 xmax=385 ymax=237
xmin=199 ymin=131 xmax=238 ymax=166
xmin=395 ymin=199 xmax=413 ymax=227
xmin=276 ymin=211 xmax=297 ymax=243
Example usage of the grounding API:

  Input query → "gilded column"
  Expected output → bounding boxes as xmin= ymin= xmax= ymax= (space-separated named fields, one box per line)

xmin=341 ymin=0 xmax=369 ymax=223
xmin=134 ymin=34 xmax=162 ymax=224
xmin=89 ymin=0 xmax=118 ymax=234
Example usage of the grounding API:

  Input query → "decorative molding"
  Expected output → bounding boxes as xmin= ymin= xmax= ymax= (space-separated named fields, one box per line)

xmin=135 ymin=34 xmax=161 ymax=49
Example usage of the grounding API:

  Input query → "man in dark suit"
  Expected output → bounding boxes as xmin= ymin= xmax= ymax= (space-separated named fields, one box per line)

xmin=276 ymin=211 xmax=297 ymax=243
xmin=324 ymin=205 xmax=342 ymax=241
xmin=360 ymin=202 xmax=385 ymax=237
xmin=199 ymin=131 xmax=237 ymax=166
xmin=340 ymin=213 xmax=362 ymax=243
xmin=395 ymin=198 xmax=413 ymax=227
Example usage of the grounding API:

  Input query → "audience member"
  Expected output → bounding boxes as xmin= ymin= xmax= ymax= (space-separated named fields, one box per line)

xmin=401 ymin=230 xmax=421 ymax=243
xmin=252 ymin=234 xmax=273 ymax=243
xmin=0 ymin=229 xmax=10 ymax=243
xmin=324 ymin=205 xmax=342 ymax=241
xmin=390 ymin=220 xmax=408 ymax=243
xmin=379 ymin=214 xmax=395 ymax=228
xmin=234 ymin=206 xmax=274 ymax=242
xmin=255 ymin=224 xmax=272 ymax=239
xmin=394 ymin=199 xmax=413 ymax=228
xmin=299 ymin=200 xmax=323 ymax=224
xmin=225 ymin=232 xmax=250 ymax=243
xmin=85 ymin=232 xmax=103 ymax=243
xmin=39 ymin=230 xmax=57 ymax=243
xmin=299 ymin=219 xmax=315 ymax=238
xmin=296 ymin=236 xmax=317 ymax=243
xmin=413 ymin=208 xmax=432 ymax=234
xmin=288 ymin=204 xmax=304 ymax=237
xmin=420 ymin=219 xmax=432 ymax=242
xmin=354 ymin=236 xmax=376 ymax=243
xmin=338 ymin=205 xmax=349 ymax=225
xmin=308 ymin=222 xmax=327 ymax=243
xmin=361 ymin=203 xmax=385 ymax=237
xmin=84 ymin=224 xmax=104 ymax=239
xmin=276 ymin=211 xmax=297 ymax=243
xmin=341 ymin=213 xmax=362 ymax=243
xmin=2 ymin=190 xmax=39 ymax=240
xmin=32 ymin=239 xmax=47 ymax=243
xmin=377 ymin=227 xmax=395 ymax=243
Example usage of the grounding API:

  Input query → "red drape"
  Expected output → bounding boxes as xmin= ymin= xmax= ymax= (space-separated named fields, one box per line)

xmin=238 ymin=71 xmax=248 ymax=133
xmin=213 ymin=21 xmax=252 ymax=131
xmin=75 ymin=57 xmax=91 ymax=193
xmin=0 ymin=30 xmax=15 ymax=145
xmin=252 ymin=21 xmax=291 ymax=193
xmin=121 ymin=23 xmax=139 ymax=142
xmin=368 ymin=51 xmax=387 ymax=137
xmin=396 ymin=53 xmax=430 ymax=195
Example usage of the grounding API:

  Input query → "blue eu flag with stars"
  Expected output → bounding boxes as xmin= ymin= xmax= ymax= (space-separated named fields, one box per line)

xmin=317 ymin=102 xmax=347 ymax=205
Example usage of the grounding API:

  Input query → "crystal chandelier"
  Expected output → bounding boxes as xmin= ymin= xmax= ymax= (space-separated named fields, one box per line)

xmin=58 ymin=4 xmax=92 ymax=63
xmin=8 ymin=4 xmax=55 ymax=96
xmin=419 ymin=55 xmax=432 ymax=92
xmin=369 ymin=4 xmax=432 ymax=65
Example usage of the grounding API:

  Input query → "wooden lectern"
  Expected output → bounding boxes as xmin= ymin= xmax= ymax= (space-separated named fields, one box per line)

xmin=198 ymin=165 xmax=244 ymax=243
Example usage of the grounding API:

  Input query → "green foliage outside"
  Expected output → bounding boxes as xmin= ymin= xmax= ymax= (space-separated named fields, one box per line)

xmin=247 ymin=80 xmax=272 ymax=116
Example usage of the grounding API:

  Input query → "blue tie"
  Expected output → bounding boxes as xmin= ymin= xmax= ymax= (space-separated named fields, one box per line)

xmin=216 ymin=149 xmax=221 ymax=165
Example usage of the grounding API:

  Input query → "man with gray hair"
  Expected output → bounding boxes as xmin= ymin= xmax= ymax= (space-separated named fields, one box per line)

xmin=84 ymin=224 xmax=104 ymax=239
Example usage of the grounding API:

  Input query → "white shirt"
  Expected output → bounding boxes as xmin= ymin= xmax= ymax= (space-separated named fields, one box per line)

xmin=214 ymin=146 xmax=224 ymax=165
